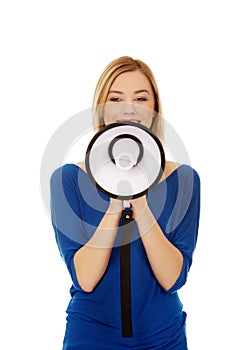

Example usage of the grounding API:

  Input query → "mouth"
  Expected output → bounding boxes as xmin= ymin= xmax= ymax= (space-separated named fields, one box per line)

xmin=115 ymin=119 xmax=141 ymax=124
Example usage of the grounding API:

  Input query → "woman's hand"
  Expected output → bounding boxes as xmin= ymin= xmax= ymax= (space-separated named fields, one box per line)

xmin=129 ymin=195 xmax=148 ymax=221
xmin=107 ymin=198 xmax=123 ymax=215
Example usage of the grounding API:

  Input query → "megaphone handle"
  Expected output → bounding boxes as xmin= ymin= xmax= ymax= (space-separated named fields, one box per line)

xmin=120 ymin=208 xmax=133 ymax=338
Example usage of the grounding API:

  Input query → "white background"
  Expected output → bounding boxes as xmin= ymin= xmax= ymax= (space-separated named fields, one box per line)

xmin=1 ymin=1 xmax=233 ymax=349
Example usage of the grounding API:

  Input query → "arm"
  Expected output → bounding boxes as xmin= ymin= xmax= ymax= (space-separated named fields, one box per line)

xmin=131 ymin=167 xmax=200 ymax=293
xmin=131 ymin=196 xmax=183 ymax=291
xmin=74 ymin=199 xmax=122 ymax=292
xmin=50 ymin=165 xmax=123 ymax=293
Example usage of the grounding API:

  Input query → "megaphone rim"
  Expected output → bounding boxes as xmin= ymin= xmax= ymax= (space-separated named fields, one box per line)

xmin=85 ymin=121 xmax=166 ymax=200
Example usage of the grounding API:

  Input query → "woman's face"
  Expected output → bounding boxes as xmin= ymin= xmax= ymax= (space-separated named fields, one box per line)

xmin=103 ymin=71 xmax=155 ymax=129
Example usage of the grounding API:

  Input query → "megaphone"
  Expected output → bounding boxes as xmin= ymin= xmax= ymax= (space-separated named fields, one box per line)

xmin=85 ymin=121 xmax=165 ymax=200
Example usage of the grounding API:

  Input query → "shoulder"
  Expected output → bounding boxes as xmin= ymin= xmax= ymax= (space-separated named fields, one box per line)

xmin=176 ymin=163 xmax=200 ymax=195
xmin=164 ymin=161 xmax=200 ymax=188
xmin=178 ymin=164 xmax=200 ymax=184
xmin=50 ymin=163 xmax=80 ymax=188
xmin=165 ymin=160 xmax=199 ymax=176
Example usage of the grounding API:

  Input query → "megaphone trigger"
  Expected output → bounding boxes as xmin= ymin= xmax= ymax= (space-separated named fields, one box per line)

xmin=123 ymin=200 xmax=131 ymax=209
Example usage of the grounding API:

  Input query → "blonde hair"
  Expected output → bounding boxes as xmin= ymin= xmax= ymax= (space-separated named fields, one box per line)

xmin=92 ymin=56 xmax=164 ymax=141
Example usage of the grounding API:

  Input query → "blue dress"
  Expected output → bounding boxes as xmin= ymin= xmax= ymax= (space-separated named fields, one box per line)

xmin=50 ymin=163 xmax=200 ymax=349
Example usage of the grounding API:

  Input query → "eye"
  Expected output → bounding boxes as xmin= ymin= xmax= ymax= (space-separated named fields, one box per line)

xmin=110 ymin=97 xmax=122 ymax=102
xmin=135 ymin=97 xmax=148 ymax=102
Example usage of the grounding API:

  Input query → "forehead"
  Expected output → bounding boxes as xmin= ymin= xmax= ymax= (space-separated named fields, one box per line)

xmin=110 ymin=71 xmax=153 ymax=93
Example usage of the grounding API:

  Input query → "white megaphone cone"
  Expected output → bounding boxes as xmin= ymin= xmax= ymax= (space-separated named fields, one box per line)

xmin=85 ymin=121 xmax=165 ymax=200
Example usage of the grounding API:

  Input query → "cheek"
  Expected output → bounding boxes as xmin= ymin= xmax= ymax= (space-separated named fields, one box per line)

xmin=146 ymin=100 xmax=156 ymax=112
xmin=140 ymin=109 xmax=155 ymax=127
xmin=103 ymin=104 xmax=112 ymax=124
xmin=103 ymin=103 xmax=121 ymax=124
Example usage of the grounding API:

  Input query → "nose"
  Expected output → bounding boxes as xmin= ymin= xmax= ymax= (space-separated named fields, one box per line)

xmin=121 ymin=102 xmax=136 ymax=115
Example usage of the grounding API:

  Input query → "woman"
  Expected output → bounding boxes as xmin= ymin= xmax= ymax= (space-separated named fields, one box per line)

xmin=50 ymin=56 xmax=200 ymax=349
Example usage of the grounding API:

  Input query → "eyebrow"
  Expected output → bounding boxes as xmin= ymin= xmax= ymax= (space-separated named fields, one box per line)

xmin=108 ymin=89 xmax=150 ymax=95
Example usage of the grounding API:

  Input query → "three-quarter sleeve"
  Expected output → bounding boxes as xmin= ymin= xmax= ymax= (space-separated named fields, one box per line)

xmin=50 ymin=165 xmax=87 ymax=292
xmin=165 ymin=167 xmax=200 ymax=295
